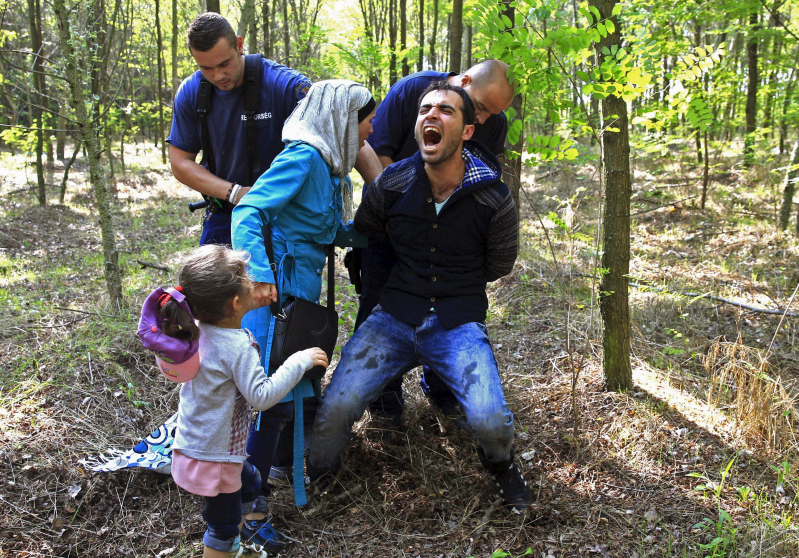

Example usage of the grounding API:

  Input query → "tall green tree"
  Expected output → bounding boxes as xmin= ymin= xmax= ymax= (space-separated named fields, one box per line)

xmin=26 ymin=0 xmax=45 ymax=205
xmin=590 ymin=0 xmax=632 ymax=391
xmin=53 ymin=0 xmax=123 ymax=307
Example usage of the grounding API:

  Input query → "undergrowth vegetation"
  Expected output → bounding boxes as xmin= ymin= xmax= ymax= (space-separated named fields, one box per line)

xmin=2 ymin=140 xmax=799 ymax=557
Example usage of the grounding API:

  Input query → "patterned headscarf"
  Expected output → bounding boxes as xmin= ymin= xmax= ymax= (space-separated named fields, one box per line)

xmin=282 ymin=79 xmax=373 ymax=178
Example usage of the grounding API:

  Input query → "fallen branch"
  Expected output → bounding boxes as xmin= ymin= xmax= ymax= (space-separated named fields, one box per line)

xmin=630 ymin=195 xmax=697 ymax=216
xmin=629 ymin=282 xmax=799 ymax=317
xmin=135 ymin=259 xmax=169 ymax=272
xmin=7 ymin=316 xmax=88 ymax=330
xmin=0 ymin=229 xmax=20 ymax=246
xmin=464 ymin=496 xmax=504 ymax=555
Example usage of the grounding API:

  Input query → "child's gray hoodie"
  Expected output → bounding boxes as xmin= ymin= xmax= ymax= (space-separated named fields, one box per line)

xmin=173 ymin=322 xmax=312 ymax=463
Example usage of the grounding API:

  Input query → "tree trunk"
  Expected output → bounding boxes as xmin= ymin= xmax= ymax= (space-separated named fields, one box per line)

xmin=155 ymin=0 xmax=166 ymax=164
xmin=171 ymin=0 xmax=178 ymax=97
xmin=590 ymin=0 xmax=632 ymax=391
xmin=500 ymin=1 xmax=521 ymax=220
xmin=263 ymin=0 xmax=271 ymax=58
xmin=56 ymin=115 xmax=66 ymax=160
xmin=389 ymin=0 xmax=397 ymax=84
xmin=283 ymin=0 xmax=290 ymax=65
xmin=780 ymin=138 xmax=799 ymax=230
xmin=60 ymin=139 xmax=82 ymax=204
xmin=696 ymin=129 xmax=702 ymax=164
xmin=444 ymin=13 xmax=450 ymax=69
xmin=237 ymin=0 xmax=255 ymax=48
xmin=27 ymin=0 xmax=46 ymax=205
xmin=779 ymin=63 xmax=797 ymax=155
xmin=53 ymin=0 xmax=123 ymax=307
xmin=701 ymin=129 xmax=709 ymax=209
xmin=464 ymin=24 xmax=472 ymax=70
xmin=450 ymin=0 xmax=462 ymax=74
xmin=428 ymin=0 xmax=438 ymax=70
xmin=400 ymin=0 xmax=409 ymax=76
xmin=744 ymin=9 xmax=759 ymax=167
xmin=105 ymin=115 xmax=116 ymax=184
xmin=417 ymin=0 xmax=424 ymax=71
xmin=206 ymin=0 xmax=220 ymax=13
xmin=248 ymin=8 xmax=258 ymax=54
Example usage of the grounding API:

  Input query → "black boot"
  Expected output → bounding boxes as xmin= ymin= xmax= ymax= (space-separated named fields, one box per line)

xmin=478 ymin=446 xmax=532 ymax=510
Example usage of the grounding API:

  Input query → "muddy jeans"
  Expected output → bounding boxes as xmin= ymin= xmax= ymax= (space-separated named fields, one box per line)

xmin=308 ymin=306 xmax=514 ymax=471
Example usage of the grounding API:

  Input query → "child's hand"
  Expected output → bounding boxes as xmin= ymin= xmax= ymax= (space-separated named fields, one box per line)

xmin=252 ymin=282 xmax=278 ymax=309
xmin=303 ymin=347 xmax=329 ymax=369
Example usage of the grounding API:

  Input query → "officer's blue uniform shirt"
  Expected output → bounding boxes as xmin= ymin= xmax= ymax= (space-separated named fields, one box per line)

xmin=167 ymin=58 xmax=311 ymax=188
xmin=368 ymin=70 xmax=508 ymax=162
xmin=167 ymin=58 xmax=310 ymax=245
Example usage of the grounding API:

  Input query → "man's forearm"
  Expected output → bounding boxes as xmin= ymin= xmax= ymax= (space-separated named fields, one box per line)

xmin=354 ymin=141 xmax=384 ymax=187
xmin=377 ymin=154 xmax=393 ymax=169
xmin=171 ymin=156 xmax=234 ymax=199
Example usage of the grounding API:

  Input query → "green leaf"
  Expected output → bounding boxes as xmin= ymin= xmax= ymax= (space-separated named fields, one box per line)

xmin=501 ymin=15 xmax=513 ymax=28
xmin=547 ymin=211 xmax=569 ymax=231
xmin=597 ymin=23 xmax=607 ymax=37
xmin=564 ymin=148 xmax=579 ymax=159
xmin=588 ymin=5 xmax=601 ymax=21
xmin=602 ymin=46 xmax=611 ymax=55
xmin=605 ymin=19 xmax=615 ymax=34
xmin=549 ymin=135 xmax=561 ymax=148
xmin=611 ymin=4 xmax=621 ymax=16
xmin=576 ymin=70 xmax=590 ymax=81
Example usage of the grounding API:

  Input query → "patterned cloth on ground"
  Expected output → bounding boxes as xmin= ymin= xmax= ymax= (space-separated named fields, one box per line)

xmin=80 ymin=413 xmax=177 ymax=474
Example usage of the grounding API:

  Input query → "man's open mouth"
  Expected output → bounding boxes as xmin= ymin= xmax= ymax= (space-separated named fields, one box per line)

xmin=422 ymin=125 xmax=442 ymax=150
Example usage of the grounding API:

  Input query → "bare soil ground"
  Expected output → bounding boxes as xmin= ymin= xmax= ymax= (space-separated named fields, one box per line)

xmin=2 ymin=143 xmax=799 ymax=558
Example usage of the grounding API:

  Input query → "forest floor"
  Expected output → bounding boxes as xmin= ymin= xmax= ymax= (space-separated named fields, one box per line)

xmin=2 ymin=141 xmax=799 ymax=558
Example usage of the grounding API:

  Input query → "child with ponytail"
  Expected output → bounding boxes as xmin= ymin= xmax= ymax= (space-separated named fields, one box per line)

xmin=139 ymin=244 xmax=328 ymax=558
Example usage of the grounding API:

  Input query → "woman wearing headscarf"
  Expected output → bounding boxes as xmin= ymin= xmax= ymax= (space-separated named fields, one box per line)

xmin=231 ymin=80 xmax=375 ymax=551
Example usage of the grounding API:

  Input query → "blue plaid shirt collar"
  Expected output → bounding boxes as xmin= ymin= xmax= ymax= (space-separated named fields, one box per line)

xmin=449 ymin=147 xmax=498 ymax=195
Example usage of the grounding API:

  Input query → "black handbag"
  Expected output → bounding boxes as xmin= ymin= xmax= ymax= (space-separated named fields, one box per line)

xmin=263 ymin=224 xmax=338 ymax=379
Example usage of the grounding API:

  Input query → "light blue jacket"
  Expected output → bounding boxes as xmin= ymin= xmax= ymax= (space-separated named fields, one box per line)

xmin=231 ymin=140 xmax=342 ymax=506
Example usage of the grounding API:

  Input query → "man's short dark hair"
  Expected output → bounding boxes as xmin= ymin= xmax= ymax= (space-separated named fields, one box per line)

xmin=187 ymin=12 xmax=237 ymax=52
xmin=418 ymin=81 xmax=476 ymax=126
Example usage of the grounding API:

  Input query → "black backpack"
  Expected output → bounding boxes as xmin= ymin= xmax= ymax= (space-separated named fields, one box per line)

xmin=195 ymin=53 xmax=263 ymax=211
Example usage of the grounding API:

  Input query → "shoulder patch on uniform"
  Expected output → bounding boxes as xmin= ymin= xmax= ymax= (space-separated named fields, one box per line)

xmin=296 ymin=81 xmax=311 ymax=100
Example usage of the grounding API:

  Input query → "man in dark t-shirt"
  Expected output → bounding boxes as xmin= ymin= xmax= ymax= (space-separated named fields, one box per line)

xmin=167 ymin=14 xmax=311 ymax=247
xmin=359 ymin=60 xmax=515 ymax=423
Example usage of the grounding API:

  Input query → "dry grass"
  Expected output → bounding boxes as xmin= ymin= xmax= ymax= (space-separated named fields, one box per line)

xmin=705 ymin=336 xmax=799 ymax=455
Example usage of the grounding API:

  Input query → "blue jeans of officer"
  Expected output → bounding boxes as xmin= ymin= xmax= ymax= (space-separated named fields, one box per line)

xmin=309 ymin=306 xmax=514 ymax=471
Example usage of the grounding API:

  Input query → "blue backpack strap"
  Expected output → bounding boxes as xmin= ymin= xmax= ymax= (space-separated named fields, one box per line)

xmin=292 ymin=389 xmax=307 ymax=505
